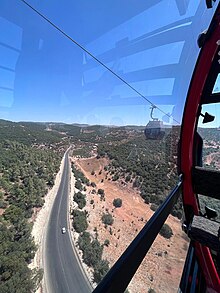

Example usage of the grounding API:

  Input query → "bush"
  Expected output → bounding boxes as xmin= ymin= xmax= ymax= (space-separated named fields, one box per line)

xmin=83 ymin=239 xmax=103 ymax=267
xmin=125 ymin=175 xmax=131 ymax=182
xmin=78 ymin=231 xmax=91 ymax=251
xmin=93 ymin=259 xmax=109 ymax=283
xmin=0 ymin=200 xmax=7 ymax=209
xmin=159 ymin=223 xmax=173 ymax=239
xmin=144 ymin=196 xmax=150 ymax=204
xmin=72 ymin=209 xmax=88 ymax=233
xmin=112 ymin=174 xmax=119 ymax=181
xmin=150 ymin=203 xmax=158 ymax=212
xmin=75 ymin=180 xmax=83 ymax=191
xmin=74 ymin=191 xmax=86 ymax=209
xmin=98 ymin=189 xmax=105 ymax=200
xmin=91 ymin=182 xmax=96 ymax=188
xmin=104 ymin=239 xmax=110 ymax=247
xmin=72 ymin=164 xmax=89 ymax=185
xmin=113 ymin=198 xmax=122 ymax=208
xmin=91 ymin=170 xmax=95 ymax=175
xmin=97 ymin=189 xmax=104 ymax=195
xmin=102 ymin=213 xmax=114 ymax=226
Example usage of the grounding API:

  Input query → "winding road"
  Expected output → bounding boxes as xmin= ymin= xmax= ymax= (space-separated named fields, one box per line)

xmin=44 ymin=152 xmax=92 ymax=293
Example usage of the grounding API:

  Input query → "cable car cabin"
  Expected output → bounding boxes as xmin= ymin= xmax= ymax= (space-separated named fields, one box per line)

xmin=144 ymin=105 xmax=165 ymax=139
xmin=93 ymin=3 xmax=220 ymax=293
xmin=144 ymin=120 xmax=165 ymax=140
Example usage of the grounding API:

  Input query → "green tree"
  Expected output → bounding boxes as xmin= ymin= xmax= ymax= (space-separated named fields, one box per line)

xmin=83 ymin=239 xmax=103 ymax=267
xmin=97 ymin=189 xmax=104 ymax=195
xmin=113 ymin=198 xmax=122 ymax=208
xmin=72 ymin=210 xmax=88 ymax=233
xmin=74 ymin=192 xmax=86 ymax=209
xmin=102 ymin=213 xmax=114 ymax=226
xmin=93 ymin=259 xmax=109 ymax=283
xmin=159 ymin=223 xmax=173 ymax=239
xmin=78 ymin=231 xmax=91 ymax=251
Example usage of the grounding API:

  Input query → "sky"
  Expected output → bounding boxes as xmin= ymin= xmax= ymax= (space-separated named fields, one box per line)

xmin=0 ymin=0 xmax=218 ymax=126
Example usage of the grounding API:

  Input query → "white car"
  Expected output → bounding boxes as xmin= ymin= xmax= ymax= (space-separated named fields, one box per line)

xmin=61 ymin=227 xmax=66 ymax=234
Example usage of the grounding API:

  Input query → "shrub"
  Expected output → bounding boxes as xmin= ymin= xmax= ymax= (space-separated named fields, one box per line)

xmin=150 ymin=203 xmax=158 ymax=212
xmin=102 ymin=213 xmax=114 ymax=226
xmin=125 ymin=175 xmax=131 ymax=182
xmin=112 ymin=174 xmax=119 ymax=181
xmin=75 ymin=180 xmax=83 ymax=191
xmin=133 ymin=178 xmax=141 ymax=188
xmin=98 ymin=189 xmax=105 ymax=201
xmin=83 ymin=239 xmax=103 ymax=267
xmin=144 ymin=196 xmax=150 ymax=204
xmin=91 ymin=182 xmax=96 ymax=188
xmin=0 ymin=200 xmax=7 ymax=209
xmin=72 ymin=210 xmax=88 ymax=233
xmin=91 ymin=170 xmax=95 ymax=175
xmin=159 ymin=223 xmax=173 ymax=239
xmin=74 ymin=191 xmax=86 ymax=209
xmin=97 ymin=189 xmax=104 ymax=195
xmin=104 ymin=239 xmax=110 ymax=247
xmin=113 ymin=198 xmax=122 ymax=208
xmin=93 ymin=259 xmax=109 ymax=283
xmin=78 ymin=231 xmax=91 ymax=251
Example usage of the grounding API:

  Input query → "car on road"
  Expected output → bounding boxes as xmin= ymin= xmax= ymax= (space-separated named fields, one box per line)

xmin=61 ymin=227 xmax=66 ymax=234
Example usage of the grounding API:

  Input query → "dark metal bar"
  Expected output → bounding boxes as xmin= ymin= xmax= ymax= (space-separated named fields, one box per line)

xmin=190 ymin=260 xmax=198 ymax=293
xmin=92 ymin=175 xmax=183 ymax=293
xmin=192 ymin=166 xmax=220 ymax=199
xmin=179 ymin=243 xmax=195 ymax=293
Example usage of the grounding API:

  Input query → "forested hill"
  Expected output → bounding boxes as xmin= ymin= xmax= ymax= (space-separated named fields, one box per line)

xmin=198 ymin=127 xmax=220 ymax=142
xmin=0 ymin=120 xmax=66 ymax=292
xmin=97 ymin=132 xmax=182 ymax=218
xmin=0 ymin=119 xmax=65 ymax=146
xmin=0 ymin=119 xmax=219 ymax=292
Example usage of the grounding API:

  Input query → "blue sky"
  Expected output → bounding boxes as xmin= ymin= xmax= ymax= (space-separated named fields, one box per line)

xmin=0 ymin=0 xmax=218 ymax=126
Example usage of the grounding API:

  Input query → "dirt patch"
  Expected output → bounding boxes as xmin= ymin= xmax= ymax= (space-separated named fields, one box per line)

xmin=204 ymin=151 xmax=220 ymax=169
xmin=74 ymin=156 xmax=188 ymax=293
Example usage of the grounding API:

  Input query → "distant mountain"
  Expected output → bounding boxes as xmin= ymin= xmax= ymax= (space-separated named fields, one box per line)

xmin=0 ymin=119 xmax=63 ymax=145
xmin=198 ymin=127 xmax=220 ymax=142
xmin=72 ymin=123 xmax=89 ymax=127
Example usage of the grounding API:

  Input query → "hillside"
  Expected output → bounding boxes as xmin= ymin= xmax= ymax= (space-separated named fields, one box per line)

xmin=0 ymin=120 xmax=67 ymax=292
xmin=1 ymin=120 xmax=219 ymax=292
xmin=72 ymin=156 xmax=188 ymax=293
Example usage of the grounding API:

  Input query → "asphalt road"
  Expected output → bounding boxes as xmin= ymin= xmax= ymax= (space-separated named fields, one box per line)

xmin=44 ymin=152 xmax=92 ymax=293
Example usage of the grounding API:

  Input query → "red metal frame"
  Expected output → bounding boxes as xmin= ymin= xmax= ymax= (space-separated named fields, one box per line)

xmin=180 ymin=5 xmax=220 ymax=292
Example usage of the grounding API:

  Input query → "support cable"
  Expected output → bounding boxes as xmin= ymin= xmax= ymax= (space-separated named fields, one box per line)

xmin=20 ymin=0 xmax=180 ymax=124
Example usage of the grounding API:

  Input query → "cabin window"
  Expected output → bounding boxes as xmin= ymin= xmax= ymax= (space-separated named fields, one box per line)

xmin=196 ymin=103 xmax=220 ymax=221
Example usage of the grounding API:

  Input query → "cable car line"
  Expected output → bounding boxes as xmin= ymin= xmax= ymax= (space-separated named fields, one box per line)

xmin=20 ymin=0 xmax=180 ymax=125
